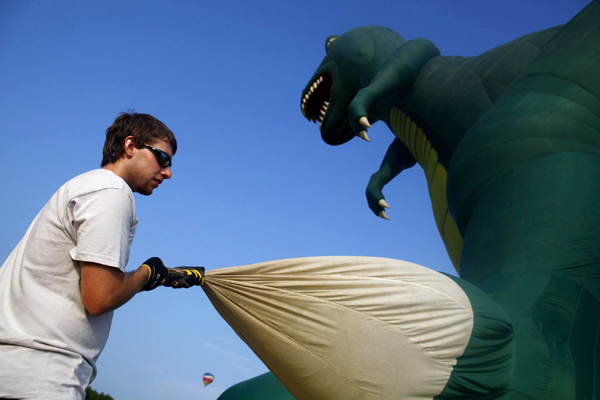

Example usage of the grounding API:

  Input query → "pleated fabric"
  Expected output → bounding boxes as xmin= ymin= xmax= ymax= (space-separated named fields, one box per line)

xmin=203 ymin=256 xmax=474 ymax=400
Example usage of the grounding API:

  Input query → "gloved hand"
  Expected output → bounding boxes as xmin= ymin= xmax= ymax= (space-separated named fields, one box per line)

xmin=164 ymin=266 xmax=205 ymax=288
xmin=141 ymin=257 xmax=168 ymax=291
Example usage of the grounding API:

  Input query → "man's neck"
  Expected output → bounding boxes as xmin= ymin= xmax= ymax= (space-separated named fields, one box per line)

xmin=103 ymin=161 xmax=134 ymax=191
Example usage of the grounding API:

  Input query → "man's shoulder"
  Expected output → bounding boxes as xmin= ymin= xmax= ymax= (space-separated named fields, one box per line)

xmin=64 ymin=169 xmax=132 ymax=199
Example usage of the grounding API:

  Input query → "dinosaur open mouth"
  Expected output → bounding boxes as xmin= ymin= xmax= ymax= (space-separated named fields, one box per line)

xmin=301 ymin=72 xmax=333 ymax=130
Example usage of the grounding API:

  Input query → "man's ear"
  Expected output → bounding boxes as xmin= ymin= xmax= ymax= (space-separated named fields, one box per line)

xmin=124 ymin=136 xmax=136 ymax=158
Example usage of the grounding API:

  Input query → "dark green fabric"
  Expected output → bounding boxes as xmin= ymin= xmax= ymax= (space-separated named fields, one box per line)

xmin=446 ymin=4 xmax=600 ymax=397
xmin=397 ymin=26 xmax=560 ymax=154
xmin=453 ymin=152 xmax=600 ymax=399
xmin=436 ymin=275 xmax=515 ymax=399
xmin=217 ymin=372 xmax=296 ymax=400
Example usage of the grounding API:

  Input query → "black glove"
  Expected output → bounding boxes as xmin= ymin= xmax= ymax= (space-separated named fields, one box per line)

xmin=164 ymin=266 xmax=205 ymax=288
xmin=141 ymin=257 xmax=168 ymax=291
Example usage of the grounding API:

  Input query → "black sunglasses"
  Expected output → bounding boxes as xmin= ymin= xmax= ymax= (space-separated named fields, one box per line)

xmin=144 ymin=143 xmax=172 ymax=168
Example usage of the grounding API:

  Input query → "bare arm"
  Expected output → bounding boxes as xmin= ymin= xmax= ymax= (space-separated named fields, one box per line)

xmin=80 ymin=261 xmax=150 ymax=316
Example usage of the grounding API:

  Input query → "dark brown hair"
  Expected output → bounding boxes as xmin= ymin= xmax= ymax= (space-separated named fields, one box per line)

xmin=101 ymin=111 xmax=177 ymax=167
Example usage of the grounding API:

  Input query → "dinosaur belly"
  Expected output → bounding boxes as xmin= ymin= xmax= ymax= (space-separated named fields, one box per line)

xmin=390 ymin=108 xmax=463 ymax=273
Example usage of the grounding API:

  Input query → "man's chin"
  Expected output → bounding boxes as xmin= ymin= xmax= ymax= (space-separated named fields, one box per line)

xmin=138 ymin=187 xmax=154 ymax=196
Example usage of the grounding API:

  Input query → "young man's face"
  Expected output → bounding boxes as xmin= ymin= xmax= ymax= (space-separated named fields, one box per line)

xmin=131 ymin=138 xmax=174 ymax=196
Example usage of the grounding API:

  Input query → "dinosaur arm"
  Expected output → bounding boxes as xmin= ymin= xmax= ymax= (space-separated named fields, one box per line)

xmin=367 ymin=137 xmax=417 ymax=218
xmin=349 ymin=38 xmax=440 ymax=135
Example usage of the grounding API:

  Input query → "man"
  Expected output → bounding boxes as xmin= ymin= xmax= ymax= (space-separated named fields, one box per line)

xmin=0 ymin=111 xmax=204 ymax=399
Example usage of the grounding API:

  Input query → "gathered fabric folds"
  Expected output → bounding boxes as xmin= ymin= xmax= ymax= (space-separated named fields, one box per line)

xmin=202 ymin=256 xmax=475 ymax=400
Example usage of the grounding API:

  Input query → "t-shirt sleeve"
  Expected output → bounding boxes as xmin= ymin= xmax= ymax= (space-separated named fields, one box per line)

xmin=68 ymin=188 xmax=137 ymax=271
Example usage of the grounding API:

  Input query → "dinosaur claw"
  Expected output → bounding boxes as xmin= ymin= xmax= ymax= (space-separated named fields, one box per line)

xmin=378 ymin=210 xmax=390 ymax=220
xmin=358 ymin=130 xmax=370 ymax=142
xmin=378 ymin=199 xmax=390 ymax=209
xmin=359 ymin=116 xmax=372 ymax=128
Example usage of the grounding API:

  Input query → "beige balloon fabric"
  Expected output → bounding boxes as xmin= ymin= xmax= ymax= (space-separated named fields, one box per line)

xmin=202 ymin=256 xmax=474 ymax=400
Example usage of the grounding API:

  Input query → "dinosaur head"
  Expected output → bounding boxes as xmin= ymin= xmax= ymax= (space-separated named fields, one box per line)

xmin=301 ymin=26 xmax=404 ymax=145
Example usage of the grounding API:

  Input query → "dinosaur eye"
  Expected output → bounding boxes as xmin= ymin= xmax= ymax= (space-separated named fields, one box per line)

xmin=325 ymin=35 xmax=339 ymax=53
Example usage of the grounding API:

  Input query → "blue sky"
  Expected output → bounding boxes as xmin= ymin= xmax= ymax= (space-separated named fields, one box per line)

xmin=0 ymin=1 xmax=590 ymax=399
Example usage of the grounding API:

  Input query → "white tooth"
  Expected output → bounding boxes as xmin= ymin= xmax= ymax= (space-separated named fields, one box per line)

xmin=324 ymin=101 xmax=329 ymax=106
xmin=378 ymin=210 xmax=390 ymax=220
xmin=310 ymin=86 xmax=314 ymax=93
xmin=319 ymin=76 xmax=323 ymax=83
xmin=320 ymin=110 xmax=326 ymax=116
xmin=358 ymin=130 xmax=370 ymax=142
xmin=312 ymin=82 xmax=318 ymax=90
xmin=304 ymin=94 xmax=309 ymax=100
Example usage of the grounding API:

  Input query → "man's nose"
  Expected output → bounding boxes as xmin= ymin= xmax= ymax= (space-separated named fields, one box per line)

xmin=161 ymin=166 xmax=172 ymax=179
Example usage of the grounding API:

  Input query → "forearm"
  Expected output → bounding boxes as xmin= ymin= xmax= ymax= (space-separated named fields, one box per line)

xmin=80 ymin=261 xmax=150 ymax=316
xmin=376 ymin=138 xmax=417 ymax=183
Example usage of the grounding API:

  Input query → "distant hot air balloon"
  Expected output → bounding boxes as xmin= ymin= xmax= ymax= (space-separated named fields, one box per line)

xmin=203 ymin=373 xmax=214 ymax=387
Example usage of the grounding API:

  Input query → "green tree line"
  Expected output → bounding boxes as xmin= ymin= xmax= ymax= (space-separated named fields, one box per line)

xmin=86 ymin=386 xmax=115 ymax=400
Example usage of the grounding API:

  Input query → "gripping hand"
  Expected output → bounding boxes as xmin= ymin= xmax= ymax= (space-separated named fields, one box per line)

xmin=164 ymin=267 xmax=205 ymax=288
xmin=142 ymin=257 xmax=168 ymax=291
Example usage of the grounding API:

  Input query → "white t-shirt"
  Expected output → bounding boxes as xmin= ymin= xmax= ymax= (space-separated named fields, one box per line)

xmin=0 ymin=169 xmax=138 ymax=399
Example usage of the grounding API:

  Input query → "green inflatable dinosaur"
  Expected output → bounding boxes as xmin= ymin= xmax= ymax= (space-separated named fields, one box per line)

xmin=219 ymin=2 xmax=599 ymax=399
